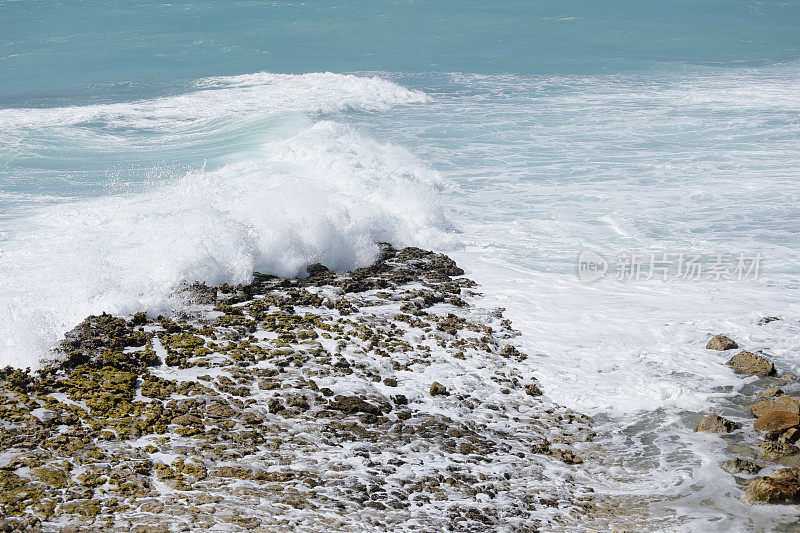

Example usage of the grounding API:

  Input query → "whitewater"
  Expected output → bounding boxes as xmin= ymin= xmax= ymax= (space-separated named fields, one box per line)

xmin=1 ymin=64 xmax=800 ymax=529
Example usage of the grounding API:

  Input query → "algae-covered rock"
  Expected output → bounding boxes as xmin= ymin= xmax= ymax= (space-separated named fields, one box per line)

xmin=0 ymin=246 xmax=595 ymax=531
xmin=430 ymin=381 xmax=449 ymax=396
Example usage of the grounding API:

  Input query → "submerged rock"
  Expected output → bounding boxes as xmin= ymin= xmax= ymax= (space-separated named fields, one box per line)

xmin=743 ymin=468 xmax=800 ymax=504
xmin=706 ymin=335 xmax=739 ymax=351
xmin=722 ymin=458 xmax=763 ymax=475
xmin=726 ymin=350 xmax=776 ymax=377
xmin=696 ymin=414 xmax=740 ymax=433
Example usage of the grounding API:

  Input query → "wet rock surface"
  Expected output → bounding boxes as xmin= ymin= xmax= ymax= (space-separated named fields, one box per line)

xmin=726 ymin=350 xmax=776 ymax=377
xmin=0 ymin=246 xmax=596 ymax=532
xmin=706 ymin=335 xmax=739 ymax=351
xmin=743 ymin=468 xmax=800 ymax=504
xmin=696 ymin=414 xmax=740 ymax=434
xmin=696 ymin=332 xmax=800 ymax=507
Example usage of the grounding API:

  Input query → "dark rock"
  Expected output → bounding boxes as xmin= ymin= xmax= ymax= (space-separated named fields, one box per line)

xmin=268 ymin=397 xmax=285 ymax=414
xmin=706 ymin=335 xmax=739 ymax=351
xmin=430 ymin=382 xmax=448 ymax=396
xmin=328 ymin=395 xmax=383 ymax=416
xmin=525 ymin=384 xmax=543 ymax=397
xmin=305 ymin=263 xmax=330 ymax=277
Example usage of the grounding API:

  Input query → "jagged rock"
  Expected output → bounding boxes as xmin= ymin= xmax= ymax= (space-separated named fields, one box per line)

xmin=706 ymin=335 xmax=739 ymax=351
xmin=726 ymin=350 xmax=776 ymax=377
xmin=305 ymin=263 xmax=329 ymax=277
xmin=430 ymin=381 xmax=449 ymax=396
xmin=754 ymin=411 xmax=800 ymax=439
xmin=722 ymin=458 xmax=763 ymax=475
xmin=525 ymin=384 xmax=543 ymax=397
xmin=781 ymin=428 xmax=800 ymax=444
xmin=0 ymin=247 xmax=596 ymax=531
xmin=759 ymin=441 xmax=800 ymax=460
xmin=743 ymin=468 xmax=800 ymax=504
xmin=328 ymin=395 xmax=383 ymax=415
xmin=696 ymin=414 xmax=740 ymax=433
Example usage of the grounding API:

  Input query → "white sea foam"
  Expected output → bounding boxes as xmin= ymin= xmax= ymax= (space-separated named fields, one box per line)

xmin=0 ymin=73 xmax=453 ymax=368
xmin=0 ymin=72 xmax=428 ymax=133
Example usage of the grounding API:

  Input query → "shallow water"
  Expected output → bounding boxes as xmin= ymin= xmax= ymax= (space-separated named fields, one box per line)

xmin=2 ymin=1 xmax=800 ymax=529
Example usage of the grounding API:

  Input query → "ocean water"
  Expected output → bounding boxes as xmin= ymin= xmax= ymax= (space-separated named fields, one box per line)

xmin=3 ymin=1 xmax=800 ymax=529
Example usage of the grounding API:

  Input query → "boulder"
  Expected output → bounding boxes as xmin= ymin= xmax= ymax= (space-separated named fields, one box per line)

xmin=706 ymin=335 xmax=739 ymax=351
xmin=726 ymin=350 xmax=776 ymax=377
xmin=722 ymin=458 xmax=763 ymax=475
xmin=750 ymin=396 xmax=800 ymax=418
xmin=430 ymin=382 xmax=449 ymax=396
xmin=696 ymin=414 xmax=740 ymax=433
xmin=753 ymin=411 xmax=800 ymax=440
xmin=743 ymin=468 xmax=800 ymax=504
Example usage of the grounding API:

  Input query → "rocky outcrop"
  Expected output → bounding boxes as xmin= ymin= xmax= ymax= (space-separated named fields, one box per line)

xmin=0 ymin=246 xmax=597 ymax=532
xmin=726 ymin=350 xmax=776 ymax=377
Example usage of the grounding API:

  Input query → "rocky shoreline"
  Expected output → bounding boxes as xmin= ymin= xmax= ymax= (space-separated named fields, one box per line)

xmin=0 ymin=246 xmax=597 ymax=532
xmin=698 ymin=329 xmax=800 ymax=505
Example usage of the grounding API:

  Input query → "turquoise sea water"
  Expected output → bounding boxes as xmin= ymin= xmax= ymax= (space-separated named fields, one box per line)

xmin=3 ymin=2 xmax=800 ymax=529
xmin=3 ymin=0 xmax=800 ymax=104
